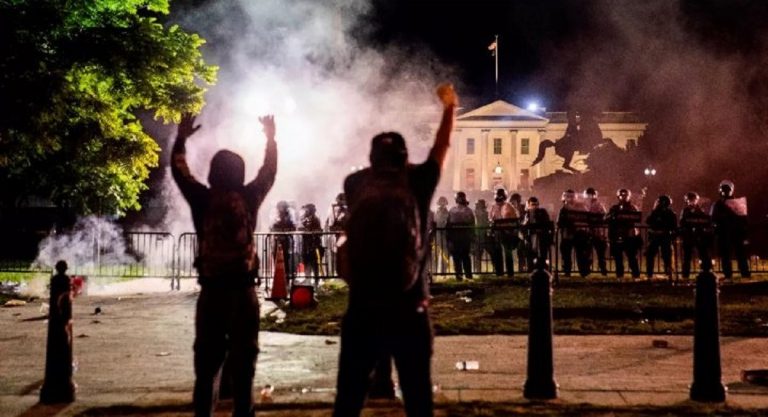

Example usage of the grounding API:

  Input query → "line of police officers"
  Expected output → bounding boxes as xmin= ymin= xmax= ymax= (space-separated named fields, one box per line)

xmin=269 ymin=179 xmax=751 ymax=282
xmin=437 ymin=179 xmax=750 ymax=280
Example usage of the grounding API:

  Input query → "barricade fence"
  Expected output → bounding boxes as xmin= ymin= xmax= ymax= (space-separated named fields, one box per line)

xmin=1 ymin=228 xmax=766 ymax=282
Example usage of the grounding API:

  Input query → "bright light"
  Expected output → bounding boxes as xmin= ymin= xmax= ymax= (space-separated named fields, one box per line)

xmin=644 ymin=167 xmax=657 ymax=176
xmin=527 ymin=102 xmax=539 ymax=112
xmin=494 ymin=163 xmax=503 ymax=175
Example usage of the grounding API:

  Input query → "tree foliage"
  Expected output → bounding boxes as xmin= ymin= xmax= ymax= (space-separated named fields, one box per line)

xmin=0 ymin=0 xmax=217 ymax=215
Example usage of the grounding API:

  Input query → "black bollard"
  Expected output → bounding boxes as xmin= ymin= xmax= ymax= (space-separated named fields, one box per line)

xmin=689 ymin=270 xmax=726 ymax=402
xmin=523 ymin=264 xmax=558 ymax=400
xmin=40 ymin=260 xmax=76 ymax=404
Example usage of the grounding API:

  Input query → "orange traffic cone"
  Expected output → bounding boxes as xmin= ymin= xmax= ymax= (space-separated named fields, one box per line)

xmin=269 ymin=244 xmax=288 ymax=301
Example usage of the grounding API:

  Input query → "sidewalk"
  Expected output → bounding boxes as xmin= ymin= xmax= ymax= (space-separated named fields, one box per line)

xmin=2 ymin=290 xmax=768 ymax=416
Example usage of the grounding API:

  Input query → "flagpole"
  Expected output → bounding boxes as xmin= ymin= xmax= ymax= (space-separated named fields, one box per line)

xmin=494 ymin=34 xmax=499 ymax=98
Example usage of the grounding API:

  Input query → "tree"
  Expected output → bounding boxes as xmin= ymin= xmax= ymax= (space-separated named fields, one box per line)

xmin=0 ymin=0 xmax=217 ymax=215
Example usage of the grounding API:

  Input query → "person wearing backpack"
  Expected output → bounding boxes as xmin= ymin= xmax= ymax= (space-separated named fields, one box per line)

xmin=333 ymin=83 xmax=457 ymax=417
xmin=171 ymin=113 xmax=277 ymax=417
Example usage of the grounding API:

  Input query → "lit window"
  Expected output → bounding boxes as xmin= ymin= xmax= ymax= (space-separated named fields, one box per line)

xmin=466 ymin=168 xmax=475 ymax=190
xmin=493 ymin=138 xmax=502 ymax=154
xmin=467 ymin=138 xmax=475 ymax=155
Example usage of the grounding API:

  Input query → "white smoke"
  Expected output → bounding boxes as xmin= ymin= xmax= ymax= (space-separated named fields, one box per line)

xmin=163 ymin=0 xmax=456 ymax=234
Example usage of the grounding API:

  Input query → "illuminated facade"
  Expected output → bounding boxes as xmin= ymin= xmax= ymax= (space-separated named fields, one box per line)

xmin=443 ymin=100 xmax=647 ymax=193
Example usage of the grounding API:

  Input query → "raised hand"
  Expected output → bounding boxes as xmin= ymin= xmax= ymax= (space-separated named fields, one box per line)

xmin=436 ymin=83 xmax=458 ymax=108
xmin=259 ymin=115 xmax=276 ymax=141
xmin=178 ymin=113 xmax=201 ymax=138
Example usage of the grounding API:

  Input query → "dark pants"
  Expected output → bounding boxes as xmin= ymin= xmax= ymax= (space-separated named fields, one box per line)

xmin=646 ymin=237 xmax=673 ymax=277
xmin=717 ymin=233 xmax=750 ymax=278
xmin=611 ymin=239 xmax=640 ymax=278
xmin=525 ymin=234 xmax=551 ymax=270
xmin=450 ymin=242 xmax=472 ymax=280
xmin=682 ymin=239 xmax=712 ymax=278
xmin=491 ymin=235 xmax=517 ymax=277
xmin=333 ymin=308 xmax=433 ymax=417
xmin=591 ymin=238 xmax=608 ymax=275
xmin=560 ymin=236 xmax=591 ymax=277
xmin=302 ymin=248 xmax=321 ymax=285
xmin=194 ymin=286 xmax=260 ymax=417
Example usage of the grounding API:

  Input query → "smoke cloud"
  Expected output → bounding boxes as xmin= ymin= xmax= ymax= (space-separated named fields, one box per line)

xmin=163 ymin=0 xmax=456 ymax=234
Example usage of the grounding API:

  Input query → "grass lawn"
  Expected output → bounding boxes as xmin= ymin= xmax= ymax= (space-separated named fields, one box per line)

xmin=262 ymin=275 xmax=768 ymax=337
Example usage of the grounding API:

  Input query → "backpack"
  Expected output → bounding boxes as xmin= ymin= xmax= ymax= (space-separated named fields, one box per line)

xmin=342 ymin=170 xmax=423 ymax=298
xmin=196 ymin=189 xmax=257 ymax=278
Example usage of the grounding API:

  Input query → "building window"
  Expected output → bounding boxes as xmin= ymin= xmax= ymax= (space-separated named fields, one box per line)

xmin=465 ymin=168 xmax=475 ymax=190
xmin=493 ymin=138 xmax=502 ymax=154
xmin=466 ymin=138 xmax=475 ymax=155
xmin=521 ymin=138 xmax=529 ymax=155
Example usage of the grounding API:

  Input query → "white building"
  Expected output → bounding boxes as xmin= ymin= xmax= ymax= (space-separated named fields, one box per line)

xmin=443 ymin=100 xmax=647 ymax=193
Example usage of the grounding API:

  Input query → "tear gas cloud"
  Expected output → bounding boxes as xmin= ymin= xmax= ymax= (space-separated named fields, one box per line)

xmin=531 ymin=0 xmax=768 ymax=199
xmin=164 ymin=0 xmax=456 ymax=234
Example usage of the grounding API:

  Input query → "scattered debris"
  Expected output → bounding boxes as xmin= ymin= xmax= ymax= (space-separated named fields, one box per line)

xmin=324 ymin=339 xmax=337 ymax=345
xmin=156 ymin=352 xmax=170 ymax=357
xmin=652 ymin=339 xmax=669 ymax=348
xmin=77 ymin=334 xmax=89 ymax=338
xmin=39 ymin=302 xmax=49 ymax=315
xmin=260 ymin=384 xmax=274 ymax=402
xmin=91 ymin=320 xmax=101 ymax=324
xmin=93 ymin=307 xmax=102 ymax=315
xmin=4 ymin=299 xmax=27 ymax=307
xmin=455 ymin=360 xmax=479 ymax=371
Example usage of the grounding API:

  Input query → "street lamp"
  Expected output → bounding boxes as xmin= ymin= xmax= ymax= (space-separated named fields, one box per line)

xmin=494 ymin=162 xmax=503 ymax=175
xmin=644 ymin=167 xmax=657 ymax=177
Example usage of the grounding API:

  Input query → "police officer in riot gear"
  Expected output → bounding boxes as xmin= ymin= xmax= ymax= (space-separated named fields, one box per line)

xmin=271 ymin=201 xmax=297 ymax=280
xmin=645 ymin=195 xmax=677 ymax=279
xmin=584 ymin=187 xmax=608 ymax=275
xmin=557 ymin=189 xmax=591 ymax=277
xmin=473 ymin=199 xmax=491 ymax=271
xmin=489 ymin=188 xmax=520 ymax=277
xmin=522 ymin=196 xmax=554 ymax=270
xmin=299 ymin=203 xmax=323 ymax=286
xmin=710 ymin=180 xmax=751 ymax=278
xmin=434 ymin=196 xmax=450 ymax=274
xmin=509 ymin=193 xmax=528 ymax=271
xmin=326 ymin=193 xmax=349 ymax=232
xmin=446 ymin=191 xmax=475 ymax=280
xmin=679 ymin=192 xmax=713 ymax=279
xmin=606 ymin=189 xmax=642 ymax=279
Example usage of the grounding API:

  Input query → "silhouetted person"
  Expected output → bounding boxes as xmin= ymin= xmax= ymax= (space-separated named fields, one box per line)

xmin=584 ymin=188 xmax=608 ymax=276
xmin=489 ymin=188 xmax=520 ymax=277
xmin=557 ymin=189 xmax=591 ymax=277
xmin=172 ymin=113 xmax=277 ymax=417
xmin=606 ymin=189 xmax=641 ymax=279
xmin=326 ymin=193 xmax=349 ymax=232
xmin=333 ymin=83 xmax=457 ymax=417
xmin=434 ymin=196 xmax=450 ymax=274
xmin=299 ymin=203 xmax=323 ymax=286
xmin=522 ymin=197 xmax=554 ymax=270
xmin=509 ymin=193 xmax=528 ymax=271
xmin=645 ymin=195 xmax=677 ymax=278
xmin=473 ymin=199 xmax=491 ymax=270
xmin=446 ymin=191 xmax=475 ymax=280
xmin=271 ymin=200 xmax=296 ymax=281
xmin=710 ymin=180 xmax=750 ymax=279
xmin=679 ymin=192 xmax=713 ymax=279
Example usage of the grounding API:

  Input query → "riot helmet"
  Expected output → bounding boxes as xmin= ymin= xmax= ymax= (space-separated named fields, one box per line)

xmin=655 ymin=195 xmax=672 ymax=209
xmin=617 ymin=188 xmax=631 ymax=203
xmin=494 ymin=188 xmax=508 ymax=203
xmin=584 ymin=187 xmax=598 ymax=199
xmin=684 ymin=192 xmax=700 ymax=207
xmin=718 ymin=180 xmax=734 ymax=198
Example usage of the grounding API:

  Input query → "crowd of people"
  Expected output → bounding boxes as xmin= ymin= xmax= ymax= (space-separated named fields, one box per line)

xmin=169 ymin=80 xmax=751 ymax=417
xmin=432 ymin=180 xmax=751 ymax=281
